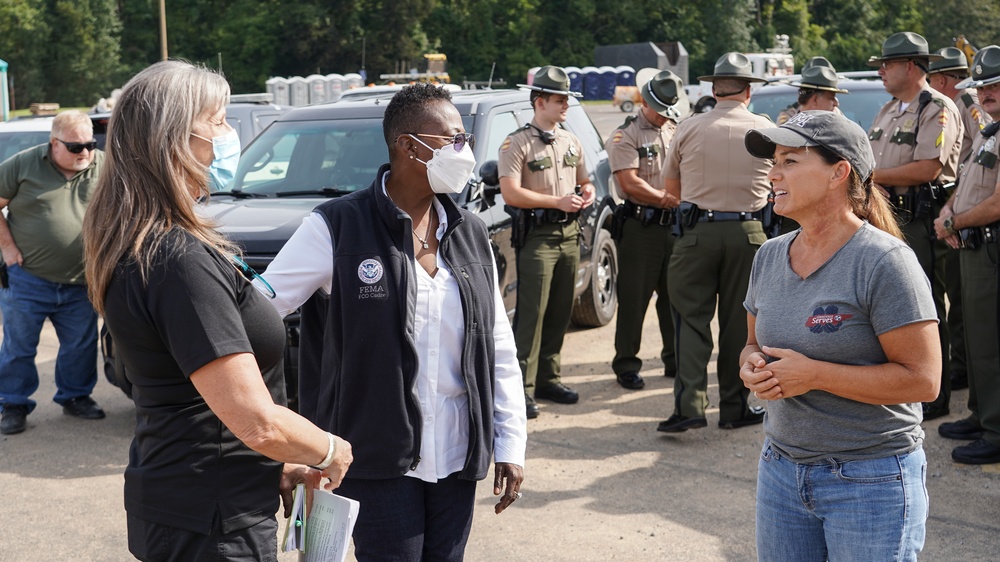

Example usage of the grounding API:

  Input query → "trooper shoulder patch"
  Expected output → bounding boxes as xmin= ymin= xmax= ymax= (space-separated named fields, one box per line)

xmin=611 ymin=130 xmax=625 ymax=144
xmin=500 ymin=137 xmax=512 ymax=152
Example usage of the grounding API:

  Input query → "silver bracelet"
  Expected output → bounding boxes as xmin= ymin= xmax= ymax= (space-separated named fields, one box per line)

xmin=314 ymin=432 xmax=336 ymax=470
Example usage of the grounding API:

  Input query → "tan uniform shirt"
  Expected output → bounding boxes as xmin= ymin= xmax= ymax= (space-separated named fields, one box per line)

xmin=498 ymin=124 xmax=588 ymax=201
xmin=868 ymin=85 xmax=963 ymax=186
xmin=606 ymin=111 xmax=676 ymax=202
xmin=953 ymin=126 xmax=1000 ymax=215
xmin=664 ymin=100 xmax=773 ymax=212
xmin=953 ymin=89 xmax=990 ymax=166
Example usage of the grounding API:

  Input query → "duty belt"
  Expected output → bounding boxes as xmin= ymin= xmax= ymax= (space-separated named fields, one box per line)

xmin=697 ymin=209 xmax=762 ymax=222
xmin=530 ymin=208 xmax=579 ymax=225
xmin=957 ymin=223 xmax=1000 ymax=250
xmin=889 ymin=183 xmax=952 ymax=222
xmin=622 ymin=200 xmax=675 ymax=226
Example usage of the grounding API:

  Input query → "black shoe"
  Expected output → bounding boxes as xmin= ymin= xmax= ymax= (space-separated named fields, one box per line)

xmin=950 ymin=371 xmax=969 ymax=391
xmin=535 ymin=383 xmax=579 ymax=404
xmin=525 ymin=395 xmax=539 ymax=420
xmin=656 ymin=414 xmax=707 ymax=433
xmin=62 ymin=396 xmax=106 ymax=420
xmin=922 ymin=402 xmax=950 ymax=421
xmin=615 ymin=371 xmax=645 ymax=390
xmin=719 ymin=406 xmax=766 ymax=429
xmin=1 ymin=404 xmax=29 ymax=435
xmin=939 ymin=418 xmax=984 ymax=440
xmin=952 ymin=439 xmax=1000 ymax=465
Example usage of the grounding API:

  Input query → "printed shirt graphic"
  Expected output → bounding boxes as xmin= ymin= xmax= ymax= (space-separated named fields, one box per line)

xmin=805 ymin=305 xmax=854 ymax=333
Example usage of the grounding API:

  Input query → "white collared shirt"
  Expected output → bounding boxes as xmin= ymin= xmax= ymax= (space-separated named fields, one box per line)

xmin=258 ymin=174 xmax=526 ymax=481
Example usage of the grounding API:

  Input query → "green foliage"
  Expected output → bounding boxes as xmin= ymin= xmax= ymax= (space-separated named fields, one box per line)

xmin=9 ymin=0 xmax=1000 ymax=108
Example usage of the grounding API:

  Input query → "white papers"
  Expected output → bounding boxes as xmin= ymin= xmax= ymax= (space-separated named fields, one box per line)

xmin=282 ymin=483 xmax=361 ymax=562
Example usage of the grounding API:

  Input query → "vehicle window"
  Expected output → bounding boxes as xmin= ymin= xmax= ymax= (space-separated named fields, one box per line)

xmin=750 ymin=84 xmax=890 ymax=130
xmin=230 ymin=118 xmax=388 ymax=194
xmin=0 ymin=132 xmax=51 ymax=164
xmin=563 ymin=104 xmax=606 ymax=163
xmin=484 ymin=112 xmax=519 ymax=161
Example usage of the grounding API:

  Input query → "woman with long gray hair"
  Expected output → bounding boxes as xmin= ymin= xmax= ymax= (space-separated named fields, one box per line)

xmin=83 ymin=60 xmax=352 ymax=561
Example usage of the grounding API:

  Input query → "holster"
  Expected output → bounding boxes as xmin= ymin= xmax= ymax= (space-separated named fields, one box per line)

xmin=504 ymin=205 xmax=531 ymax=249
xmin=760 ymin=199 xmax=782 ymax=238
xmin=611 ymin=203 xmax=626 ymax=242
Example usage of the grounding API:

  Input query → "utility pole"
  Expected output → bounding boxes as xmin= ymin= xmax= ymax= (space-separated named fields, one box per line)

xmin=159 ymin=0 xmax=168 ymax=60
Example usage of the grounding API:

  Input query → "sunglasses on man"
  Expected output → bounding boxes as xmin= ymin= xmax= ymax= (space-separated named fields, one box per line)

xmin=57 ymin=139 xmax=98 ymax=154
xmin=413 ymin=132 xmax=476 ymax=152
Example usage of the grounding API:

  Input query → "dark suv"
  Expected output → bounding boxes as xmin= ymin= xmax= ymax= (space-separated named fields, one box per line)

xmin=105 ymin=89 xmax=619 ymax=407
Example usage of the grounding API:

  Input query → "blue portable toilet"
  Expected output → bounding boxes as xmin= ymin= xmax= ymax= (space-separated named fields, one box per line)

xmin=615 ymin=65 xmax=636 ymax=87
xmin=581 ymin=66 xmax=600 ymax=100
xmin=325 ymin=74 xmax=345 ymax=102
xmin=598 ymin=66 xmax=617 ymax=100
xmin=0 ymin=59 xmax=8 ymax=122
xmin=288 ymin=77 xmax=309 ymax=107
xmin=565 ymin=66 xmax=583 ymax=94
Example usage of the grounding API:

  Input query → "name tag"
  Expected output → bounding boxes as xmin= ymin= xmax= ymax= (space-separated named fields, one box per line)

xmin=869 ymin=128 xmax=883 ymax=141
xmin=638 ymin=144 xmax=661 ymax=158
xmin=890 ymin=129 xmax=916 ymax=146
xmin=975 ymin=150 xmax=997 ymax=169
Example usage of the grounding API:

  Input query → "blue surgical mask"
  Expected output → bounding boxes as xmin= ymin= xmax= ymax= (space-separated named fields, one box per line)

xmin=193 ymin=129 xmax=241 ymax=191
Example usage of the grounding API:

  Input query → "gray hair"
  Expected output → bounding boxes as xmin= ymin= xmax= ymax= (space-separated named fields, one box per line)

xmin=50 ymin=110 xmax=93 ymax=140
xmin=84 ymin=60 xmax=236 ymax=312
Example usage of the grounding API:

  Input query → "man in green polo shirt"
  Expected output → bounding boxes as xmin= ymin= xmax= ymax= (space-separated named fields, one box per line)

xmin=0 ymin=110 xmax=106 ymax=435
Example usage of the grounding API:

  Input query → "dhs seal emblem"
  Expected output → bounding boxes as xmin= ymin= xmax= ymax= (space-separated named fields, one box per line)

xmin=358 ymin=259 xmax=384 ymax=285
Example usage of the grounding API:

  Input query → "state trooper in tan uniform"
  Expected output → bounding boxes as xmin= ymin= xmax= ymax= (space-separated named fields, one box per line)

xmin=934 ymin=45 xmax=1000 ymax=465
xmin=658 ymin=53 xmax=772 ymax=433
xmin=928 ymin=46 xmax=991 ymax=399
xmin=607 ymin=70 xmax=689 ymax=390
xmin=498 ymin=66 xmax=595 ymax=419
xmin=867 ymin=32 xmax=963 ymax=421
xmin=776 ymin=57 xmax=845 ymax=125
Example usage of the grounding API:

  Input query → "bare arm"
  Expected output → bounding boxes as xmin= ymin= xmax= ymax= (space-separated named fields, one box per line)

xmin=615 ymin=169 xmax=678 ymax=208
xmin=190 ymin=353 xmax=352 ymax=489
xmin=950 ymin=180 xmax=1000 ymax=230
xmin=741 ymin=314 xmax=940 ymax=405
xmin=873 ymin=159 xmax=943 ymax=189
xmin=664 ymin=176 xmax=681 ymax=204
xmin=499 ymin=176 xmax=583 ymax=212
xmin=0 ymin=197 xmax=23 ymax=266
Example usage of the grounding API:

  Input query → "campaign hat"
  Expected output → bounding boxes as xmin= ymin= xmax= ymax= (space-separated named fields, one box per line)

xmin=866 ymin=32 xmax=942 ymax=67
xmin=518 ymin=66 xmax=583 ymax=97
xmin=698 ymin=52 xmax=767 ymax=83
xmin=790 ymin=66 xmax=848 ymax=94
xmin=745 ymin=110 xmax=875 ymax=181
xmin=957 ymin=45 xmax=1000 ymax=89
xmin=928 ymin=47 xmax=970 ymax=76
xmin=641 ymin=70 xmax=690 ymax=121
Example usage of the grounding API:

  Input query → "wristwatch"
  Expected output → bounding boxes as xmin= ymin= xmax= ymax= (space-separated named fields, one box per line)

xmin=943 ymin=216 xmax=956 ymax=234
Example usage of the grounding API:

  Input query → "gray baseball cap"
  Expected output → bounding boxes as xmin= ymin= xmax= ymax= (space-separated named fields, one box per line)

xmin=744 ymin=110 xmax=875 ymax=181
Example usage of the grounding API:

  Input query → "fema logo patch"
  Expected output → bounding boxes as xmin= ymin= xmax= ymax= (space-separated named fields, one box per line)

xmin=805 ymin=305 xmax=853 ymax=333
xmin=358 ymin=258 xmax=384 ymax=284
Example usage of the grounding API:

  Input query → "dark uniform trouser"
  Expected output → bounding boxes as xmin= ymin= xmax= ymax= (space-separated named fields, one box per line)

xmin=613 ymin=217 xmax=675 ymax=376
xmin=901 ymin=215 xmax=951 ymax=409
xmin=666 ymin=220 xmax=766 ymax=421
xmin=959 ymin=240 xmax=1000 ymax=447
xmin=513 ymin=221 xmax=580 ymax=395
xmin=946 ymin=246 xmax=966 ymax=378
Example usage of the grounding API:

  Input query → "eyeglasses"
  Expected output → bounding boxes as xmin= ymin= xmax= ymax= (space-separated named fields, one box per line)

xmin=880 ymin=59 xmax=912 ymax=70
xmin=415 ymin=132 xmax=476 ymax=152
xmin=57 ymin=139 xmax=98 ymax=154
xmin=231 ymin=255 xmax=276 ymax=299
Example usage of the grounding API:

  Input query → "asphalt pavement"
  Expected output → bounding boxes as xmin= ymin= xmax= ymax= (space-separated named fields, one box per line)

xmin=1 ymin=103 xmax=998 ymax=561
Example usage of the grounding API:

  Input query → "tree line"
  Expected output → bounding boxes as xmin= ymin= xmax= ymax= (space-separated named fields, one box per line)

xmin=3 ymin=0 xmax=1000 ymax=109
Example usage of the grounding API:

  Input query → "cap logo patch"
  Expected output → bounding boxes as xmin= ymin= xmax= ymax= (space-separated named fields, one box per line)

xmin=976 ymin=65 xmax=983 ymax=76
xmin=358 ymin=258 xmax=384 ymax=284
xmin=786 ymin=112 xmax=818 ymax=127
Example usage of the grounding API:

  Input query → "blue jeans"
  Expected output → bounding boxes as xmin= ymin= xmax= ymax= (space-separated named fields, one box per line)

xmin=0 ymin=264 xmax=98 ymax=412
xmin=336 ymin=473 xmax=477 ymax=562
xmin=756 ymin=439 xmax=928 ymax=562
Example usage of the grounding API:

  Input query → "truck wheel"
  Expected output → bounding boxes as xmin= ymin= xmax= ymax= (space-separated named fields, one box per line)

xmin=572 ymin=229 xmax=618 ymax=327
xmin=620 ymin=101 xmax=634 ymax=113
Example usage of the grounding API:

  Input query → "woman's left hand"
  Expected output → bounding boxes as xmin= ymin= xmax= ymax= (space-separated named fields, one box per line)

xmin=758 ymin=346 xmax=815 ymax=399
xmin=493 ymin=462 xmax=524 ymax=514
xmin=280 ymin=464 xmax=323 ymax=518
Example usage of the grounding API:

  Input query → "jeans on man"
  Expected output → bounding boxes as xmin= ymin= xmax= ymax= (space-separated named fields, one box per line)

xmin=0 ymin=264 xmax=98 ymax=412
xmin=755 ymin=438 xmax=927 ymax=561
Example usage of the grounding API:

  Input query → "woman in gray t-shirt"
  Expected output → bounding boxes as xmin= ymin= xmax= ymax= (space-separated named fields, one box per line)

xmin=741 ymin=111 xmax=940 ymax=561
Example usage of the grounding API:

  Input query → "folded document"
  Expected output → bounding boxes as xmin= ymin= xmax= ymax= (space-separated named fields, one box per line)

xmin=282 ymin=483 xmax=360 ymax=562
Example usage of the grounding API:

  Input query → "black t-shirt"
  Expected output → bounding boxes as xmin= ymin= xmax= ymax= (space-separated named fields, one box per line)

xmin=103 ymin=230 xmax=287 ymax=534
